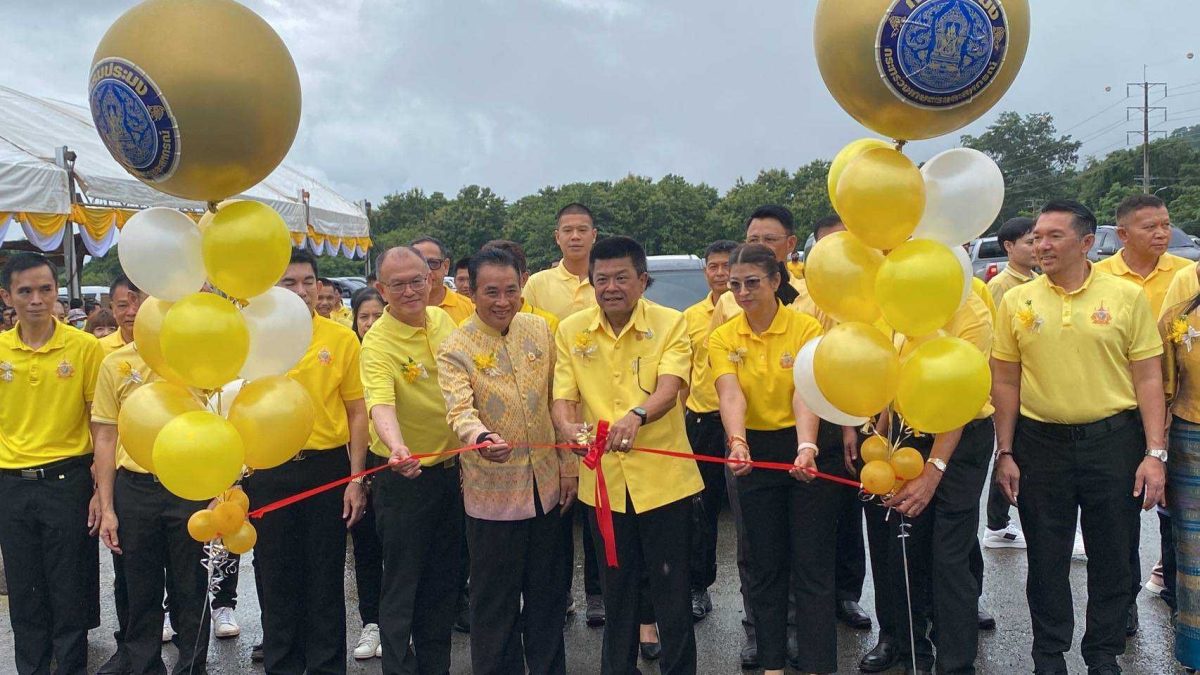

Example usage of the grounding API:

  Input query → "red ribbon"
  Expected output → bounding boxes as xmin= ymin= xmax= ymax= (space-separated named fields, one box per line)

xmin=580 ymin=421 xmax=619 ymax=567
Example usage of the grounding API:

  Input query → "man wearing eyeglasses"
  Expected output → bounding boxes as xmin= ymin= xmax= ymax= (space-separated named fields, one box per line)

xmin=412 ymin=237 xmax=476 ymax=325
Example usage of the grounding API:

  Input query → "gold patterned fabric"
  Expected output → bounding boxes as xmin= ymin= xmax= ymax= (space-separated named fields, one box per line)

xmin=438 ymin=313 xmax=577 ymax=521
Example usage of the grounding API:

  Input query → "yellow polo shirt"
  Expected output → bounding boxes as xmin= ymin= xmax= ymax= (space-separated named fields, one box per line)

xmin=436 ymin=288 xmax=476 ymax=325
xmin=522 ymin=300 xmax=560 ymax=336
xmin=710 ymin=275 xmax=811 ymax=333
xmin=329 ymin=305 xmax=355 ymax=329
xmin=553 ymin=299 xmax=703 ymax=513
xmin=288 ymin=314 xmax=364 ymax=450
xmin=1094 ymin=249 xmax=1192 ymax=317
xmin=708 ymin=303 xmax=824 ymax=430
xmin=787 ymin=260 xmax=805 ymax=279
xmin=986 ymin=266 xmax=1036 ymax=308
xmin=98 ymin=329 xmax=130 ymax=356
xmin=1158 ymin=261 xmax=1200 ymax=321
xmin=993 ymin=266 xmax=1163 ymax=424
xmin=940 ymin=292 xmax=996 ymax=419
xmin=0 ymin=322 xmax=103 ymax=468
xmin=525 ymin=262 xmax=596 ymax=320
xmin=971 ymin=276 xmax=997 ymax=321
xmin=361 ymin=307 xmax=459 ymax=465
xmin=683 ymin=293 xmax=721 ymax=414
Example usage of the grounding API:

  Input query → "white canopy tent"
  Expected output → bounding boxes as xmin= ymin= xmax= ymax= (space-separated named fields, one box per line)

xmin=0 ymin=84 xmax=370 ymax=259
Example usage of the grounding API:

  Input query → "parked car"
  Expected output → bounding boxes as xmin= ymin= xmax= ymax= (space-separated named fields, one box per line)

xmin=968 ymin=237 xmax=1009 ymax=281
xmin=329 ymin=276 xmax=368 ymax=307
xmin=1088 ymin=225 xmax=1200 ymax=262
xmin=645 ymin=255 xmax=708 ymax=311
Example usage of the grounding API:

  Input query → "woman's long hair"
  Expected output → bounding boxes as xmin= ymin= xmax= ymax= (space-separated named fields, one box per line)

xmin=350 ymin=287 xmax=385 ymax=341
xmin=729 ymin=243 xmax=798 ymax=305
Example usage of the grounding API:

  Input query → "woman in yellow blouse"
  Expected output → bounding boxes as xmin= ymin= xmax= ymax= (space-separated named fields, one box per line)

xmin=708 ymin=244 xmax=833 ymax=675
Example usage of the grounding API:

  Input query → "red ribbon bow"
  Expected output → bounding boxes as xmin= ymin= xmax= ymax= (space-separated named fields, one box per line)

xmin=581 ymin=420 xmax=620 ymax=568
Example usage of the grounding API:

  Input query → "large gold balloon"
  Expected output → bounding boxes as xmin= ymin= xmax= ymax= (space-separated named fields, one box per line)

xmin=836 ymin=148 xmax=925 ymax=251
xmin=117 ymin=381 xmax=204 ymax=472
xmin=89 ymin=0 xmax=301 ymax=201
xmin=227 ymin=375 xmax=316 ymax=469
xmin=160 ymin=293 xmax=250 ymax=390
xmin=875 ymin=240 xmax=964 ymax=337
xmin=133 ymin=297 xmax=186 ymax=385
xmin=814 ymin=0 xmax=1030 ymax=141
xmin=896 ymin=336 xmax=991 ymax=434
xmin=813 ymin=322 xmax=900 ymax=417
xmin=805 ymin=231 xmax=884 ymax=324
xmin=153 ymin=411 xmax=246 ymax=501
xmin=828 ymin=138 xmax=892 ymax=211
xmin=223 ymin=522 xmax=258 ymax=555
xmin=202 ymin=201 xmax=293 ymax=300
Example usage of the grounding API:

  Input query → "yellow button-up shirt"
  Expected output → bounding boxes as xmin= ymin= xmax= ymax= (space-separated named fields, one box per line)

xmin=0 ymin=322 xmax=103 ymax=468
xmin=993 ymin=266 xmax=1163 ymax=424
xmin=438 ymin=313 xmax=577 ymax=520
xmin=553 ymin=299 xmax=703 ymax=513
xmin=708 ymin=303 xmax=824 ymax=431
xmin=986 ymin=266 xmax=1036 ymax=308
xmin=288 ymin=314 xmax=364 ymax=450
xmin=361 ymin=307 xmax=460 ymax=465
xmin=525 ymin=262 xmax=596 ymax=320
xmin=683 ymin=293 xmax=721 ymax=414
xmin=1094 ymin=250 xmax=1192 ymax=317
xmin=436 ymin=287 xmax=476 ymax=325
xmin=98 ymin=329 xmax=130 ymax=356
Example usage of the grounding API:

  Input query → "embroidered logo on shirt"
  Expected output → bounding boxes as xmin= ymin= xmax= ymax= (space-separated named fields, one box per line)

xmin=400 ymin=357 xmax=428 ymax=384
xmin=473 ymin=351 xmax=501 ymax=377
xmin=1016 ymin=300 xmax=1043 ymax=333
xmin=57 ymin=360 xmax=75 ymax=379
xmin=572 ymin=333 xmax=597 ymax=360
xmin=0 ymin=361 xmax=12 ymax=383
xmin=635 ymin=328 xmax=654 ymax=341
xmin=780 ymin=351 xmax=795 ymax=369
xmin=1091 ymin=303 xmax=1112 ymax=326
xmin=318 ymin=348 xmax=332 ymax=366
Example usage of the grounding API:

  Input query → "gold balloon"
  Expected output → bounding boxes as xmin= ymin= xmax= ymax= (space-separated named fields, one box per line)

xmin=813 ymin=322 xmax=900 ymax=417
xmin=117 ymin=381 xmax=204 ymax=472
xmin=227 ymin=375 xmax=316 ymax=469
xmin=161 ymin=293 xmax=250 ymax=390
xmin=860 ymin=435 xmax=890 ymax=464
xmin=220 ymin=486 xmax=251 ymax=514
xmin=805 ymin=231 xmax=884 ymax=324
xmin=875 ymin=240 xmax=964 ymax=338
xmin=89 ymin=0 xmax=301 ymax=201
xmin=814 ymin=0 xmax=1030 ymax=141
xmin=212 ymin=501 xmax=246 ymax=536
xmin=861 ymin=460 xmax=898 ymax=496
xmin=197 ymin=199 xmax=244 ymax=231
xmin=133 ymin=297 xmax=186 ymax=385
xmin=153 ymin=410 xmax=246 ymax=501
xmin=223 ymin=522 xmax=258 ymax=555
xmin=828 ymin=138 xmax=892 ymax=210
xmin=187 ymin=509 xmax=218 ymax=542
xmin=889 ymin=447 xmax=925 ymax=481
xmin=836 ymin=148 xmax=925 ymax=251
xmin=202 ymin=201 xmax=293 ymax=300
xmin=896 ymin=336 xmax=991 ymax=434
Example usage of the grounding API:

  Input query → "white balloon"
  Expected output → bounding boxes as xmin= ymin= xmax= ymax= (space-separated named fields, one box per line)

xmin=912 ymin=148 xmax=1005 ymax=247
xmin=118 ymin=208 xmax=207 ymax=301
xmin=207 ymin=379 xmax=244 ymax=417
xmin=239 ymin=287 xmax=313 ymax=381
xmin=950 ymin=243 xmax=973 ymax=306
xmin=793 ymin=336 xmax=869 ymax=427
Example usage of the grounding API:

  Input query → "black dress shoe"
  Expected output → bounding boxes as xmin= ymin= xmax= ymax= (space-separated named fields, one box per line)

xmin=96 ymin=648 xmax=132 ymax=674
xmin=740 ymin=636 xmax=759 ymax=670
xmin=837 ymin=600 xmax=873 ymax=630
xmin=639 ymin=641 xmax=661 ymax=660
xmin=1125 ymin=603 xmax=1138 ymax=636
xmin=251 ymin=643 xmax=264 ymax=663
xmin=690 ymin=589 xmax=711 ymax=622
xmin=978 ymin=606 xmax=997 ymax=631
xmin=859 ymin=640 xmax=900 ymax=673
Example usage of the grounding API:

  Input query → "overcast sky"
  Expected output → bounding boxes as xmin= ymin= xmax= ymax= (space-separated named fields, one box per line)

xmin=8 ymin=0 xmax=1200 ymax=204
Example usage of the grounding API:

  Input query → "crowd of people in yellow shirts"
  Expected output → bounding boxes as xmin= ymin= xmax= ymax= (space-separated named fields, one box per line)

xmin=0 ymin=193 xmax=1197 ymax=674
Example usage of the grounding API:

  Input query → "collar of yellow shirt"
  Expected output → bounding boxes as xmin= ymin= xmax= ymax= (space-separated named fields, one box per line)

xmin=1100 ymin=248 xmax=1188 ymax=282
xmin=3 ymin=320 xmax=68 ymax=353
xmin=1001 ymin=265 xmax=1035 ymax=283
xmin=586 ymin=297 xmax=653 ymax=340
xmin=734 ymin=301 xmax=791 ymax=337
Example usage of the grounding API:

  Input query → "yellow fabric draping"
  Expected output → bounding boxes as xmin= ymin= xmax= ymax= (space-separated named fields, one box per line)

xmin=17 ymin=211 xmax=70 ymax=236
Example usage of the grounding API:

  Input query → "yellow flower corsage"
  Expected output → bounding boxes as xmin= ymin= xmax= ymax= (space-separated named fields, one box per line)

xmin=400 ymin=357 xmax=429 ymax=384
xmin=728 ymin=347 xmax=748 ymax=364
xmin=1016 ymin=300 xmax=1043 ymax=333
xmin=573 ymin=333 xmax=597 ymax=360
xmin=117 ymin=361 xmax=143 ymax=385
xmin=473 ymin=351 xmax=502 ymax=377
xmin=1170 ymin=315 xmax=1200 ymax=352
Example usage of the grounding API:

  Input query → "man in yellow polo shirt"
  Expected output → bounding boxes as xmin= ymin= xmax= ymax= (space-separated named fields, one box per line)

xmin=552 ymin=236 xmax=704 ymax=674
xmin=0 ymin=252 xmax=104 ymax=675
xmin=93 ymin=342 xmax=211 ymax=674
xmin=524 ymin=203 xmax=599 ymax=320
xmin=987 ymin=217 xmax=1039 ymax=308
xmin=412 ymin=237 xmax=476 ymax=324
xmin=710 ymin=205 xmax=808 ymax=331
xmin=316 ymin=277 xmax=354 ymax=327
xmin=362 ymin=246 xmax=463 ymax=674
xmin=98 ymin=274 xmax=145 ymax=356
xmin=244 ymin=248 xmax=368 ymax=673
xmin=992 ymin=200 xmax=1166 ymax=675
xmin=1095 ymin=193 xmax=1192 ymax=317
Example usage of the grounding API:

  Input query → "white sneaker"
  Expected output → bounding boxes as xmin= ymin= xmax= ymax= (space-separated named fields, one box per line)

xmin=375 ymin=643 xmax=382 ymax=658
xmin=162 ymin=616 xmax=176 ymax=643
xmin=212 ymin=606 xmax=241 ymax=638
xmin=1072 ymin=530 xmax=1087 ymax=561
xmin=354 ymin=623 xmax=381 ymax=660
xmin=982 ymin=524 xmax=1027 ymax=549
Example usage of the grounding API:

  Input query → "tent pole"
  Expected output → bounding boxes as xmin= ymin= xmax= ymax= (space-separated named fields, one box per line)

xmin=363 ymin=200 xmax=372 ymax=276
xmin=55 ymin=146 xmax=81 ymax=304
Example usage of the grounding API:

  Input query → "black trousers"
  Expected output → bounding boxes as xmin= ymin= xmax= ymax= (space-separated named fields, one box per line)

xmin=564 ymin=499 xmax=603 ymax=599
xmin=375 ymin=462 xmax=464 ymax=675
xmin=244 ymin=448 xmax=350 ymax=675
xmin=467 ymin=499 xmax=568 ymax=675
xmin=737 ymin=427 xmax=840 ymax=673
xmin=985 ymin=468 xmax=1013 ymax=531
xmin=0 ymin=457 xmax=97 ymax=675
xmin=1015 ymin=411 xmax=1143 ymax=673
xmin=1159 ymin=510 xmax=1177 ymax=609
xmin=587 ymin=495 xmax=696 ymax=675
xmin=685 ymin=409 xmax=726 ymax=592
xmin=349 ymin=456 xmax=384 ymax=627
xmin=834 ymin=457 xmax=867 ymax=604
xmin=114 ymin=470 xmax=210 ymax=674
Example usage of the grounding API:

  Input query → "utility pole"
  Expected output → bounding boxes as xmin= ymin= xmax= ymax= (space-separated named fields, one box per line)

xmin=1127 ymin=67 xmax=1167 ymax=194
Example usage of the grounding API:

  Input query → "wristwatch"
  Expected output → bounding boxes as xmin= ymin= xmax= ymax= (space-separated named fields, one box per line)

xmin=1146 ymin=448 xmax=1168 ymax=463
xmin=631 ymin=407 xmax=648 ymax=425
xmin=926 ymin=457 xmax=948 ymax=473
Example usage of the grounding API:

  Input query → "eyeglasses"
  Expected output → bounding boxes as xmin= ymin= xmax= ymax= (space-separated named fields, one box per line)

xmin=425 ymin=257 xmax=446 ymax=270
xmin=633 ymin=357 xmax=654 ymax=396
xmin=384 ymin=277 xmax=429 ymax=293
xmin=746 ymin=235 xmax=787 ymax=245
xmin=728 ymin=277 xmax=763 ymax=293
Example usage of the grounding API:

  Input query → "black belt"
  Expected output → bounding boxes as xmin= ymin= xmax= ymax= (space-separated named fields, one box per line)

xmin=1020 ymin=409 xmax=1138 ymax=442
xmin=290 ymin=446 xmax=348 ymax=462
xmin=425 ymin=456 xmax=457 ymax=469
xmin=0 ymin=455 xmax=90 ymax=480
xmin=686 ymin=409 xmax=720 ymax=422
xmin=964 ymin=416 xmax=992 ymax=433
xmin=118 ymin=468 xmax=160 ymax=483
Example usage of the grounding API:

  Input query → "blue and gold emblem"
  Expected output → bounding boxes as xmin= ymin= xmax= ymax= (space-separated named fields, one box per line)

xmin=877 ymin=0 xmax=1009 ymax=109
xmin=88 ymin=58 xmax=179 ymax=182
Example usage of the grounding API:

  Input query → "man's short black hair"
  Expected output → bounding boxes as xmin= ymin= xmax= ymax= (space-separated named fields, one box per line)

xmin=468 ymin=248 xmax=522 ymax=290
xmin=1116 ymin=193 xmax=1167 ymax=225
xmin=69 ymin=298 xmax=84 ymax=310
xmin=110 ymin=273 xmax=140 ymax=297
xmin=555 ymin=203 xmax=594 ymax=227
xmin=704 ymin=240 xmax=739 ymax=259
xmin=1 ymin=252 xmax=57 ymax=291
xmin=996 ymin=217 xmax=1036 ymax=247
xmin=1039 ymin=199 xmax=1097 ymax=238
xmin=454 ymin=256 xmax=471 ymax=272
xmin=289 ymin=248 xmax=319 ymax=278
xmin=482 ymin=239 xmax=529 ymax=275
xmin=589 ymin=236 xmax=648 ymax=279
xmin=745 ymin=205 xmax=795 ymax=234
xmin=812 ymin=214 xmax=843 ymax=240
xmin=410 ymin=236 xmax=449 ymax=260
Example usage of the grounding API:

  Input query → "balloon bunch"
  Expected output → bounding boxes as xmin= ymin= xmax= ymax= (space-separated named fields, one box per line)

xmin=92 ymin=0 xmax=313 ymax=554
xmin=859 ymin=436 xmax=925 ymax=497
xmin=187 ymin=487 xmax=258 ymax=555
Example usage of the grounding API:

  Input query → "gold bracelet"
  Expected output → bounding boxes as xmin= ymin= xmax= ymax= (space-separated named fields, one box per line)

xmin=728 ymin=434 xmax=748 ymax=448
xmin=729 ymin=438 xmax=749 ymax=451
xmin=797 ymin=442 xmax=820 ymax=457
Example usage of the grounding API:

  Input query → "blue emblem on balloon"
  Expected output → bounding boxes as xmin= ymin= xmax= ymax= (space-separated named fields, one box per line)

xmin=877 ymin=0 xmax=1009 ymax=109
xmin=88 ymin=58 xmax=179 ymax=181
